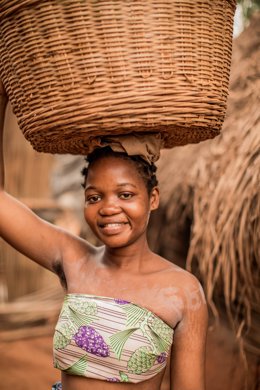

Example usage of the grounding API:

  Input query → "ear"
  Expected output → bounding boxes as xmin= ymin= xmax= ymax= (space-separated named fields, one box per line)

xmin=149 ymin=186 xmax=160 ymax=211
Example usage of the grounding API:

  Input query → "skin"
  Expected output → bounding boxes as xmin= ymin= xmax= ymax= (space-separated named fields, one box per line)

xmin=0 ymin=88 xmax=208 ymax=389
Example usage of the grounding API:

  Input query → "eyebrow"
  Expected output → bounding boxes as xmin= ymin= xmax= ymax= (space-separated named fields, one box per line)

xmin=117 ymin=183 xmax=138 ymax=189
xmin=84 ymin=185 xmax=97 ymax=191
xmin=85 ymin=183 xmax=137 ymax=191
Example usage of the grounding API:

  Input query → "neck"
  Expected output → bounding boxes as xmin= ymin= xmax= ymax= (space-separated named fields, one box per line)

xmin=102 ymin=239 xmax=152 ymax=272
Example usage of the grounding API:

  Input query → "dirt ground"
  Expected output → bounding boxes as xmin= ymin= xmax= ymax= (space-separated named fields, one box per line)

xmin=0 ymin=318 xmax=256 ymax=390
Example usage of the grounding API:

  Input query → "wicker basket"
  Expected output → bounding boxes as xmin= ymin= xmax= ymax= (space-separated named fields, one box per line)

xmin=0 ymin=0 xmax=236 ymax=155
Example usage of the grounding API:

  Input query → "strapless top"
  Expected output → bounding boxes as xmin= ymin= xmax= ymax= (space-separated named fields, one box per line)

xmin=53 ymin=294 xmax=174 ymax=383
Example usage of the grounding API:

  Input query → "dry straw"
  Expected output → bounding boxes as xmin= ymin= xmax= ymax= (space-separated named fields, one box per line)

xmin=187 ymin=109 xmax=259 ymax=353
xmin=0 ymin=0 xmax=236 ymax=154
xmin=186 ymin=14 xmax=260 ymax=356
xmin=155 ymin=100 xmax=259 ymax=357
xmin=154 ymin=14 xmax=260 ymax=356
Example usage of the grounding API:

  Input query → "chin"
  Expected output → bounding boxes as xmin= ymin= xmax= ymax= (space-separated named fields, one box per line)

xmin=90 ymin=225 xmax=146 ymax=249
xmin=102 ymin=233 xmax=146 ymax=250
xmin=100 ymin=237 xmax=131 ymax=249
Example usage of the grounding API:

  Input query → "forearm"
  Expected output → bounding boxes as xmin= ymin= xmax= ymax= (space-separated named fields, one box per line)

xmin=0 ymin=79 xmax=7 ymax=189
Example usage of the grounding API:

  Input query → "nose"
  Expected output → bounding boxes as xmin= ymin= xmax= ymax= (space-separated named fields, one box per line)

xmin=99 ymin=198 xmax=121 ymax=216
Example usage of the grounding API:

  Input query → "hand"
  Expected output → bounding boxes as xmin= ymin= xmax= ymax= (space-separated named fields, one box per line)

xmin=0 ymin=79 xmax=7 ymax=135
xmin=0 ymin=78 xmax=7 ymax=188
xmin=0 ymin=79 xmax=7 ymax=103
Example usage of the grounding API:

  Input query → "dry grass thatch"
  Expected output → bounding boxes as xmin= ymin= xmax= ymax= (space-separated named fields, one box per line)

xmin=187 ymin=95 xmax=259 ymax=351
xmin=150 ymin=13 xmax=260 ymax=355
xmin=187 ymin=14 xmax=260 ymax=355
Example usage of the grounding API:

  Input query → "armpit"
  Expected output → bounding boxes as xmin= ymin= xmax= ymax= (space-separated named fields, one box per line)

xmin=53 ymin=261 xmax=67 ymax=290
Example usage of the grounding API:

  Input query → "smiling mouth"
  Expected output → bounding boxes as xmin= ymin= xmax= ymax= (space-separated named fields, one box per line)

xmin=99 ymin=222 xmax=128 ymax=227
xmin=98 ymin=222 xmax=129 ymax=234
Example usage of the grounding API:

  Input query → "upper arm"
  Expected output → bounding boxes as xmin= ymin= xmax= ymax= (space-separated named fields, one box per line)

xmin=0 ymin=191 xmax=86 ymax=271
xmin=170 ymin=277 xmax=208 ymax=390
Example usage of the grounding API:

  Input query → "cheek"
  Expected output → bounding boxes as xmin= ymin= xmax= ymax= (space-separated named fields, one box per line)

xmin=83 ymin=205 xmax=95 ymax=226
xmin=128 ymin=202 xmax=150 ymax=222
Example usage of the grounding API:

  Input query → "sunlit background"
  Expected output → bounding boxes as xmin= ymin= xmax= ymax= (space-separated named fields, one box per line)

xmin=0 ymin=2 xmax=259 ymax=389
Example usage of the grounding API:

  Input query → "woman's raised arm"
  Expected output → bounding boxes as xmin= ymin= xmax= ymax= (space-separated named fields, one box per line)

xmin=170 ymin=276 xmax=208 ymax=390
xmin=0 ymin=80 xmax=88 ymax=272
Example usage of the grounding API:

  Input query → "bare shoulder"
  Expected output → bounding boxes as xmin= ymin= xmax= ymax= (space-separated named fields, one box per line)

xmin=167 ymin=264 xmax=208 ymax=331
xmin=154 ymin=255 xmax=207 ymax=315
xmin=155 ymin=255 xmax=202 ymax=287
xmin=159 ymin=262 xmax=208 ymax=338
xmin=171 ymin=263 xmax=204 ymax=292
xmin=177 ymin=270 xmax=207 ymax=313
xmin=170 ymin=264 xmax=206 ymax=309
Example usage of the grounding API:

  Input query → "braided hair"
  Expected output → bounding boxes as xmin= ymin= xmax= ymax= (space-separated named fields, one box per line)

xmin=81 ymin=147 xmax=158 ymax=195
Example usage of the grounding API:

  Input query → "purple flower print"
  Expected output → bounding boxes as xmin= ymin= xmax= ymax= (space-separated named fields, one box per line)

xmin=157 ymin=352 xmax=167 ymax=363
xmin=114 ymin=298 xmax=130 ymax=305
xmin=107 ymin=377 xmax=120 ymax=382
xmin=73 ymin=326 xmax=109 ymax=357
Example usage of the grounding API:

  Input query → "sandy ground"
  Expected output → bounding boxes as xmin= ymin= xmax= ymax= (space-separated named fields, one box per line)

xmin=0 ymin=319 xmax=255 ymax=390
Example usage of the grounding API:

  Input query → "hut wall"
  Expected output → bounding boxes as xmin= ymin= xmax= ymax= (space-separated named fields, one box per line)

xmin=0 ymin=104 xmax=57 ymax=302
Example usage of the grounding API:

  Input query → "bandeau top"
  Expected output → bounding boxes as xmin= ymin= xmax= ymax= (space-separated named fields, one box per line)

xmin=53 ymin=294 xmax=174 ymax=383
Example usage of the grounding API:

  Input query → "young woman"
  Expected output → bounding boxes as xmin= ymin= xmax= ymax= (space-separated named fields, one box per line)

xmin=0 ymin=90 xmax=208 ymax=390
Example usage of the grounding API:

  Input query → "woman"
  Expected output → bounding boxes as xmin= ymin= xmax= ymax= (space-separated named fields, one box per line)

xmin=0 ymin=97 xmax=208 ymax=390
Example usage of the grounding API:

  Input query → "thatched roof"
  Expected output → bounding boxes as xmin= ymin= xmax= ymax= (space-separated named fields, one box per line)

xmin=149 ymin=13 xmax=260 ymax=355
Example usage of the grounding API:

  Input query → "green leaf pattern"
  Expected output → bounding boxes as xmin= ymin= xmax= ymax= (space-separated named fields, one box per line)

xmin=53 ymin=296 xmax=174 ymax=382
xmin=149 ymin=316 xmax=173 ymax=349
xmin=119 ymin=371 xmax=130 ymax=382
xmin=54 ymin=321 xmax=76 ymax=349
xmin=67 ymin=301 xmax=98 ymax=329
xmin=127 ymin=346 xmax=157 ymax=374
xmin=109 ymin=327 xmax=138 ymax=360
xmin=69 ymin=300 xmax=97 ymax=316
xmin=66 ymin=356 xmax=88 ymax=376
xmin=54 ymin=300 xmax=98 ymax=350
xmin=122 ymin=304 xmax=148 ymax=327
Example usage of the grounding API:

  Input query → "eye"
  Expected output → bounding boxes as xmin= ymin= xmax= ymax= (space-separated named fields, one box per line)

xmin=86 ymin=194 xmax=101 ymax=204
xmin=119 ymin=192 xmax=134 ymax=200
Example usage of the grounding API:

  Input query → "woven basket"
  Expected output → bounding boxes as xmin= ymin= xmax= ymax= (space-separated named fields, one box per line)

xmin=0 ymin=0 xmax=236 ymax=155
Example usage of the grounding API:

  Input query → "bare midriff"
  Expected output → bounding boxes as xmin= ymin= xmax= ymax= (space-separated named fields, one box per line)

xmin=61 ymin=370 xmax=166 ymax=390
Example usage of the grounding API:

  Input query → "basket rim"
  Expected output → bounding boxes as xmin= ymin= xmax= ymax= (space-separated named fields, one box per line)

xmin=0 ymin=0 xmax=237 ymax=19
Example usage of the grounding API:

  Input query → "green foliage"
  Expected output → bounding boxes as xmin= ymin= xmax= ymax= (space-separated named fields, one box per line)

xmin=237 ymin=0 xmax=260 ymax=22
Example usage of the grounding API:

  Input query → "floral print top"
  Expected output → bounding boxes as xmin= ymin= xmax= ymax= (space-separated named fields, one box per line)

xmin=53 ymin=294 xmax=174 ymax=383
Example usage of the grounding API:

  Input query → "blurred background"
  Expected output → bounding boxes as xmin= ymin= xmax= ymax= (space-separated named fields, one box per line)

xmin=0 ymin=2 xmax=259 ymax=389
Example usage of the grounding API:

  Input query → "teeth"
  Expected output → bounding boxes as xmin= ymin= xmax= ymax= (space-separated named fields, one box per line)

xmin=103 ymin=223 xmax=124 ymax=227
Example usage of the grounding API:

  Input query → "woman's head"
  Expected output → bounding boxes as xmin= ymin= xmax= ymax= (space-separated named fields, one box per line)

xmin=82 ymin=147 xmax=159 ymax=248
xmin=82 ymin=147 xmax=158 ymax=196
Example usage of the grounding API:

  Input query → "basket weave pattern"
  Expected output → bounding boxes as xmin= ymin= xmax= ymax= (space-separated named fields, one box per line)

xmin=0 ymin=0 xmax=236 ymax=154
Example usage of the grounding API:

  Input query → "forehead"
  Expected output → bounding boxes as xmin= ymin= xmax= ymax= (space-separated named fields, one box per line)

xmin=86 ymin=156 xmax=144 ymax=186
